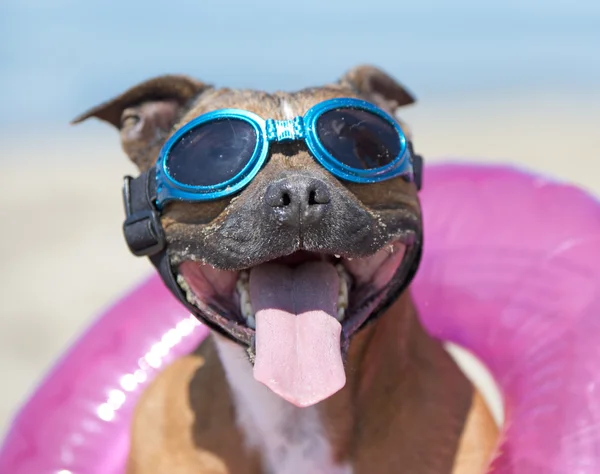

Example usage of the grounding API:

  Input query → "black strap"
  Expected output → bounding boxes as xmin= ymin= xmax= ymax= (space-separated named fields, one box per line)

xmin=122 ymin=169 xmax=166 ymax=257
xmin=408 ymin=141 xmax=423 ymax=191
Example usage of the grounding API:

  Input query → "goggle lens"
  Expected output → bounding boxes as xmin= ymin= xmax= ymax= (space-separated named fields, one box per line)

xmin=315 ymin=108 xmax=401 ymax=171
xmin=166 ymin=118 xmax=257 ymax=187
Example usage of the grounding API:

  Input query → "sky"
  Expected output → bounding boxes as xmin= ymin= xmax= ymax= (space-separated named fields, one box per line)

xmin=1 ymin=0 xmax=599 ymax=131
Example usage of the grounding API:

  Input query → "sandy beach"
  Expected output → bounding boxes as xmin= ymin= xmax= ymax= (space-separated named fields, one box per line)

xmin=1 ymin=95 xmax=599 ymax=438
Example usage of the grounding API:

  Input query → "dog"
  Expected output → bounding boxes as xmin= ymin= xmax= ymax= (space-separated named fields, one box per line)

xmin=74 ymin=65 xmax=498 ymax=474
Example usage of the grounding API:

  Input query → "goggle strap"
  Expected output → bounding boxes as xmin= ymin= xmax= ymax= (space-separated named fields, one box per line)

xmin=407 ymin=141 xmax=424 ymax=191
xmin=122 ymin=169 xmax=166 ymax=257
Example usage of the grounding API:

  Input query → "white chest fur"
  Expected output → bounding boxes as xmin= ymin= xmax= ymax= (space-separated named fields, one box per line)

xmin=214 ymin=336 xmax=353 ymax=474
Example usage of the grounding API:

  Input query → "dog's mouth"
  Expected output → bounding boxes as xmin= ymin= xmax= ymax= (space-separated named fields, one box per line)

xmin=176 ymin=240 xmax=408 ymax=407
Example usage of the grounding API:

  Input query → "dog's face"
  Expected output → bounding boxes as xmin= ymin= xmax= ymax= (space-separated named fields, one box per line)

xmin=75 ymin=65 xmax=422 ymax=406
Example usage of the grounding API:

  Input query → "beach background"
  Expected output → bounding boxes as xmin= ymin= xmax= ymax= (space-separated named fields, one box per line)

xmin=1 ymin=0 xmax=599 ymax=438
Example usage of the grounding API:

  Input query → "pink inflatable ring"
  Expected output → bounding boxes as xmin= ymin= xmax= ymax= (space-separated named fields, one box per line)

xmin=1 ymin=162 xmax=599 ymax=473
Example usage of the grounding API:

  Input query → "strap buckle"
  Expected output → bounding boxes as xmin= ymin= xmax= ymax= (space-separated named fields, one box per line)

xmin=122 ymin=175 xmax=166 ymax=256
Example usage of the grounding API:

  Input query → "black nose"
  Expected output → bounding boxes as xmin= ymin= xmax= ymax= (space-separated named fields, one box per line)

xmin=265 ymin=176 xmax=331 ymax=227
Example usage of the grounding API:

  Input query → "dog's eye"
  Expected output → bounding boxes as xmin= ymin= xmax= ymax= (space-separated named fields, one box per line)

xmin=165 ymin=118 xmax=257 ymax=187
xmin=121 ymin=112 xmax=141 ymax=129
xmin=316 ymin=109 xmax=400 ymax=170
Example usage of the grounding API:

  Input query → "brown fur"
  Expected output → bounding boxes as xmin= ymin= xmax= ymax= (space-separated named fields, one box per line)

xmin=75 ymin=65 xmax=499 ymax=473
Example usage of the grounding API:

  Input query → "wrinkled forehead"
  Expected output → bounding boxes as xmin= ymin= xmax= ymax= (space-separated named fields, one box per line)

xmin=176 ymin=85 xmax=362 ymax=128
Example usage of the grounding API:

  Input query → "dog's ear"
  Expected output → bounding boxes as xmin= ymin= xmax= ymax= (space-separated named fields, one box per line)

xmin=340 ymin=65 xmax=416 ymax=112
xmin=72 ymin=75 xmax=209 ymax=171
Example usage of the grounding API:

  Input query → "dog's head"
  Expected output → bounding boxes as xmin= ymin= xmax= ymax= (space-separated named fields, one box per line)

xmin=74 ymin=65 xmax=423 ymax=406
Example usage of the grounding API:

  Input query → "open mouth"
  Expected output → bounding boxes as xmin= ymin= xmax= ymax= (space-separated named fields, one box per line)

xmin=176 ymin=240 xmax=409 ymax=407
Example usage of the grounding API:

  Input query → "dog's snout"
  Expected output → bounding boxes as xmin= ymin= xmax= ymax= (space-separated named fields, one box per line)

xmin=265 ymin=177 xmax=331 ymax=227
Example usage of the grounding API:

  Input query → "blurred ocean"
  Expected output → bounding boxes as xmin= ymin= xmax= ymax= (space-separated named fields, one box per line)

xmin=1 ymin=0 xmax=599 ymax=134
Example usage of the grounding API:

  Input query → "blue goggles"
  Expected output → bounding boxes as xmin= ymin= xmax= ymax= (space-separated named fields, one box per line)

xmin=155 ymin=97 xmax=415 ymax=208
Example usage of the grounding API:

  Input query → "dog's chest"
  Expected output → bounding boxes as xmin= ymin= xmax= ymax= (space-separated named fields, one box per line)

xmin=214 ymin=337 xmax=353 ymax=474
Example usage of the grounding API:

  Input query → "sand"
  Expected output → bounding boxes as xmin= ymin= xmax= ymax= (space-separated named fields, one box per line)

xmin=1 ymin=95 xmax=598 ymax=439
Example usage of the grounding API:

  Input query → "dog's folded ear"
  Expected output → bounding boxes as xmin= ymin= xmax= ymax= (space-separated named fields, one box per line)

xmin=340 ymin=65 xmax=416 ymax=112
xmin=72 ymin=75 xmax=209 ymax=171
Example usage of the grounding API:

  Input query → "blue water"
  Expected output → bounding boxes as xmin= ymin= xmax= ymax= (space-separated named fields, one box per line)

xmin=1 ymin=0 xmax=598 ymax=128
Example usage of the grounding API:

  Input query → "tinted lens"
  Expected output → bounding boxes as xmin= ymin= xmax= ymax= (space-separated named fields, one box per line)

xmin=166 ymin=119 xmax=257 ymax=187
xmin=316 ymin=108 xmax=401 ymax=170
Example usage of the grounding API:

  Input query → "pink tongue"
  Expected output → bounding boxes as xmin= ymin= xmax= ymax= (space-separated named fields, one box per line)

xmin=250 ymin=261 xmax=346 ymax=407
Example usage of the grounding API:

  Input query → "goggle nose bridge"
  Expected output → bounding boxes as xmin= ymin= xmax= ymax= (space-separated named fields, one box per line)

xmin=265 ymin=117 xmax=306 ymax=143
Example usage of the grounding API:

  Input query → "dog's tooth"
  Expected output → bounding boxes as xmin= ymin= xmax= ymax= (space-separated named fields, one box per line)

xmin=239 ymin=270 xmax=250 ymax=283
xmin=236 ymin=273 xmax=250 ymax=298
xmin=241 ymin=298 xmax=255 ymax=322
xmin=337 ymin=294 xmax=347 ymax=313
xmin=247 ymin=314 xmax=256 ymax=329
xmin=239 ymin=288 xmax=248 ymax=308
xmin=237 ymin=272 xmax=255 ymax=325
xmin=336 ymin=274 xmax=348 ymax=322
xmin=338 ymin=277 xmax=348 ymax=305
xmin=335 ymin=263 xmax=349 ymax=322
xmin=240 ymin=288 xmax=253 ymax=316
xmin=177 ymin=274 xmax=198 ymax=305
xmin=336 ymin=263 xmax=353 ymax=287
xmin=334 ymin=254 xmax=341 ymax=259
xmin=237 ymin=290 xmax=254 ymax=320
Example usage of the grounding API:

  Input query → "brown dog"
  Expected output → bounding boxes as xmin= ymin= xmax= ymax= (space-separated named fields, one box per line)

xmin=74 ymin=65 xmax=498 ymax=474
